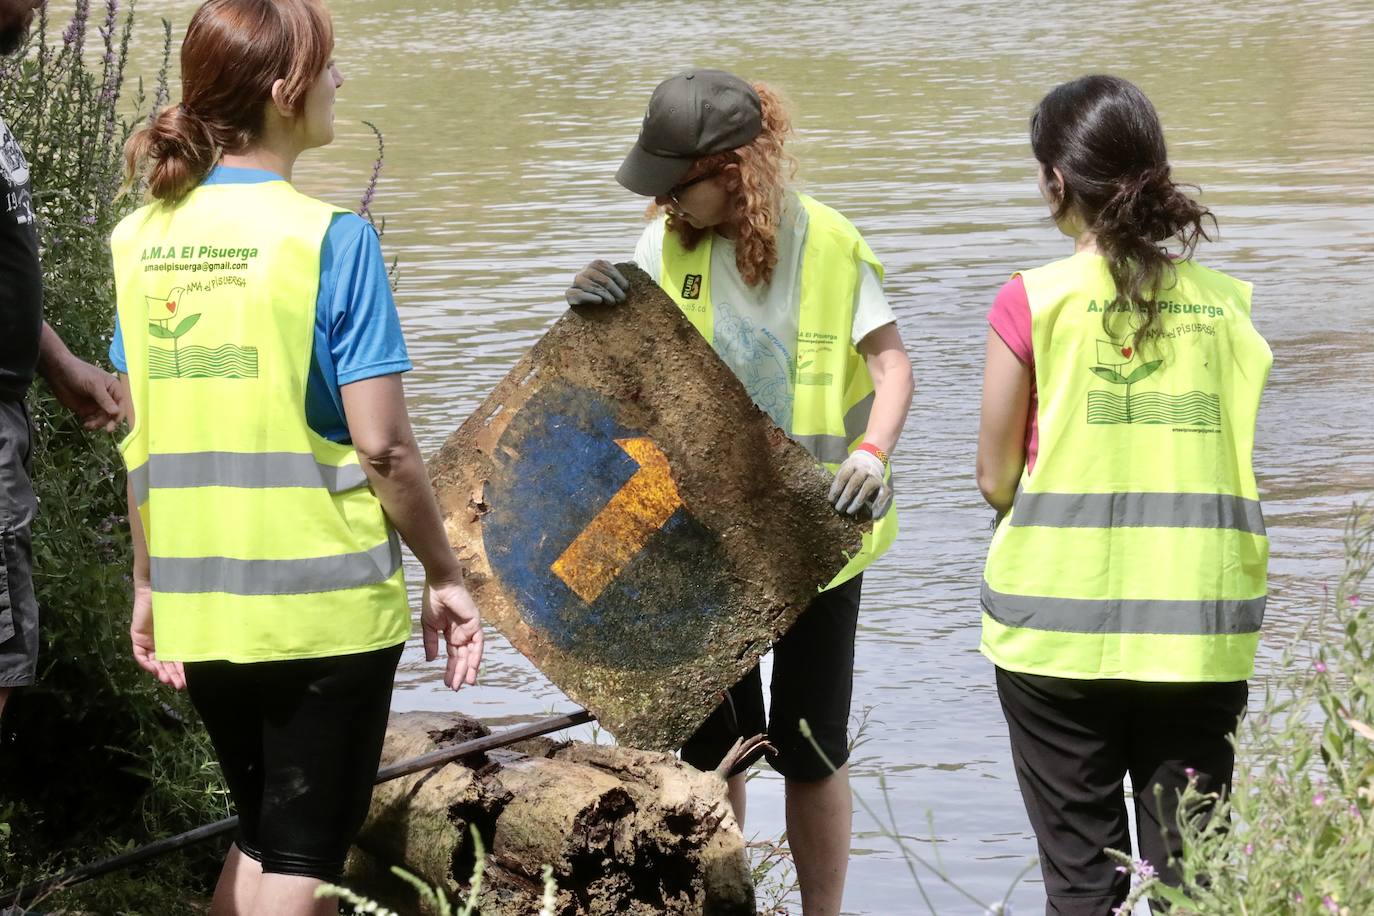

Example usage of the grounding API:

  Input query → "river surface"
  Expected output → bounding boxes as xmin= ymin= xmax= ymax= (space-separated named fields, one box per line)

xmin=119 ymin=1 xmax=1374 ymax=911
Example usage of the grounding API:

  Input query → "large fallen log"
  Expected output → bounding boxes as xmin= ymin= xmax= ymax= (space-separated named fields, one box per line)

xmin=347 ymin=712 xmax=755 ymax=915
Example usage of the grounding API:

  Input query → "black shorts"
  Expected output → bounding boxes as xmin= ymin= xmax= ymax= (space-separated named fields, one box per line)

xmin=184 ymin=642 xmax=403 ymax=882
xmin=681 ymin=574 xmax=861 ymax=783
xmin=0 ymin=399 xmax=38 ymax=691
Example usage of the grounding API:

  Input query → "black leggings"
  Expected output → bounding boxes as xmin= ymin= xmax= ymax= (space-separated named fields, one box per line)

xmin=184 ymin=643 xmax=402 ymax=882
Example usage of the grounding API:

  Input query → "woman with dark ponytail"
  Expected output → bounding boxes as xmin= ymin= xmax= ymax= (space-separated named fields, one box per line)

xmin=110 ymin=2 xmax=484 ymax=913
xmin=976 ymin=75 xmax=1272 ymax=914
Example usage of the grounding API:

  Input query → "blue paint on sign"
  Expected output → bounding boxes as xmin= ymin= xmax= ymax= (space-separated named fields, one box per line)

xmin=482 ymin=381 xmax=731 ymax=669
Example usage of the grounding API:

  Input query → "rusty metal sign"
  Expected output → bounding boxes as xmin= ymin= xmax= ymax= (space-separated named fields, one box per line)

xmin=429 ymin=264 xmax=866 ymax=751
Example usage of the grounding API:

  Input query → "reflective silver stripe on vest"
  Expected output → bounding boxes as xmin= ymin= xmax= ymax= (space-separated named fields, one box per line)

xmin=793 ymin=392 xmax=875 ymax=464
xmin=981 ymin=581 xmax=1265 ymax=635
xmin=152 ymin=530 xmax=401 ymax=596
xmin=128 ymin=452 xmax=368 ymax=504
xmin=1010 ymin=492 xmax=1265 ymax=535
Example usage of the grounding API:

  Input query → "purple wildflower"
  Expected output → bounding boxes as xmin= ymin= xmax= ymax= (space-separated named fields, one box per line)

xmin=1137 ymin=860 xmax=1157 ymax=881
xmin=1245 ymin=842 xmax=1254 ymax=855
xmin=1185 ymin=767 xmax=1196 ymax=779
xmin=1115 ymin=865 xmax=1129 ymax=874
xmin=1316 ymin=661 xmax=1328 ymax=674
xmin=81 ymin=214 xmax=98 ymax=225
xmin=1323 ymin=896 xmax=1338 ymax=913
xmin=358 ymin=121 xmax=385 ymax=224
xmin=1351 ymin=594 xmax=1361 ymax=607
xmin=1296 ymin=892 xmax=1304 ymax=904
xmin=1314 ymin=793 xmax=1326 ymax=806
xmin=62 ymin=0 xmax=90 ymax=55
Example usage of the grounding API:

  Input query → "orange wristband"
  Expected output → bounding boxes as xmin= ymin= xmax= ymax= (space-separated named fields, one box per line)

xmin=855 ymin=442 xmax=888 ymax=466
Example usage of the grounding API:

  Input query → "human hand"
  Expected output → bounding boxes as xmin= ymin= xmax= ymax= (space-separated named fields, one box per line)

xmin=421 ymin=576 xmax=484 ymax=691
xmin=565 ymin=259 xmax=629 ymax=307
xmin=130 ymin=583 xmax=185 ymax=690
xmin=828 ymin=449 xmax=893 ymax=519
xmin=45 ymin=355 xmax=125 ymax=432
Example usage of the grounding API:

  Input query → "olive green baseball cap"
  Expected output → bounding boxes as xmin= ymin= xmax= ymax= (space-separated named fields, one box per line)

xmin=616 ymin=69 xmax=763 ymax=197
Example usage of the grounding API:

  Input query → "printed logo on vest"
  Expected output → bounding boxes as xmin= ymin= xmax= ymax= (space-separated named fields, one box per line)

xmin=1087 ymin=338 xmax=1218 ymax=429
xmin=145 ymin=287 xmax=259 ymax=379
xmin=681 ymin=274 xmax=702 ymax=300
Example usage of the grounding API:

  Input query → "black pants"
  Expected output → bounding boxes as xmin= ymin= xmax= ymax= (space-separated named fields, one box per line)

xmin=681 ymin=574 xmax=861 ymax=782
xmin=184 ymin=643 xmax=403 ymax=882
xmin=995 ymin=667 xmax=1247 ymax=915
xmin=0 ymin=399 xmax=38 ymax=690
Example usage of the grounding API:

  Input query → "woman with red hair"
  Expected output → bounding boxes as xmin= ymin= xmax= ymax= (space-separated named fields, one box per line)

xmin=112 ymin=2 xmax=483 ymax=913
xmin=567 ymin=69 xmax=914 ymax=916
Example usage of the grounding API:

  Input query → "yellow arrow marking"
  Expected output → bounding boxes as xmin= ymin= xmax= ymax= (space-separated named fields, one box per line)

xmin=552 ymin=437 xmax=684 ymax=604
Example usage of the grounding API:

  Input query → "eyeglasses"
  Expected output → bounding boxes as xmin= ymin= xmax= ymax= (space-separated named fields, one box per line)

xmin=667 ymin=171 xmax=715 ymax=209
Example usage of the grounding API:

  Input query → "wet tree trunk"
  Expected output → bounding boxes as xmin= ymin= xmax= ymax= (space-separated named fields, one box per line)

xmin=346 ymin=712 xmax=755 ymax=916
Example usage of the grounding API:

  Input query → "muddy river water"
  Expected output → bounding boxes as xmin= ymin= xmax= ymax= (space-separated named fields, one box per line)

xmin=123 ymin=1 xmax=1374 ymax=910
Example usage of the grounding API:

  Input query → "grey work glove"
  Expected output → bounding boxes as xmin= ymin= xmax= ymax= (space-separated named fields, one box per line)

xmin=828 ymin=450 xmax=893 ymax=519
xmin=565 ymin=259 xmax=629 ymax=307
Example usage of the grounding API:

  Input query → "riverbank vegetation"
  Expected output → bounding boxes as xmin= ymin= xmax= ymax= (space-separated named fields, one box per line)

xmin=1120 ymin=503 xmax=1374 ymax=916
xmin=0 ymin=1 xmax=228 ymax=911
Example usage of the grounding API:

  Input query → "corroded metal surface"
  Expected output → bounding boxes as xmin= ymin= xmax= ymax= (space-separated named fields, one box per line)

xmin=429 ymin=264 xmax=866 ymax=751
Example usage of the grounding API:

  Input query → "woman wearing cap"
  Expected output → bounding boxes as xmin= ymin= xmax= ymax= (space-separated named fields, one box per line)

xmin=977 ymin=74 xmax=1270 ymax=913
xmin=566 ymin=70 xmax=913 ymax=916
xmin=112 ymin=1 xmax=483 ymax=913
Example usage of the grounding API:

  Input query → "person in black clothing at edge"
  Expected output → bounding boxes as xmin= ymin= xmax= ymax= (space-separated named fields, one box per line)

xmin=0 ymin=0 xmax=128 ymax=720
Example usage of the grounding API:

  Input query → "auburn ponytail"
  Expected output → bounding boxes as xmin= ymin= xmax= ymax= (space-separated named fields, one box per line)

xmin=123 ymin=103 xmax=222 ymax=202
xmin=1031 ymin=75 xmax=1216 ymax=348
xmin=123 ymin=0 xmax=334 ymax=202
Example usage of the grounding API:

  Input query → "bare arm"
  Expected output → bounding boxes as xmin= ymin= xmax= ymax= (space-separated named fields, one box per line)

xmin=340 ymin=374 xmax=461 ymax=581
xmin=37 ymin=322 xmax=125 ymax=431
xmin=976 ymin=328 xmax=1032 ymax=514
xmin=119 ymin=374 xmax=184 ymax=689
xmin=857 ymin=322 xmax=914 ymax=455
xmin=341 ymin=374 xmax=482 ymax=689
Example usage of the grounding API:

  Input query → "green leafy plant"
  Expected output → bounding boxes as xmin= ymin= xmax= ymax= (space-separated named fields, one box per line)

xmin=315 ymin=826 xmax=557 ymax=916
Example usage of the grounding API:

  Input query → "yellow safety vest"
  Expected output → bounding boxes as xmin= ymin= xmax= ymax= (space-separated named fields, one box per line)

xmin=981 ymin=253 xmax=1272 ymax=682
xmin=659 ymin=193 xmax=898 ymax=588
xmin=111 ymin=180 xmax=410 ymax=663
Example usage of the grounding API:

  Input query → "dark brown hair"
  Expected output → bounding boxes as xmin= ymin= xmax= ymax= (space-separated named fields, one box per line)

xmin=1031 ymin=74 xmax=1215 ymax=346
xmin=122 ymin=0 xmax=333 ymax=201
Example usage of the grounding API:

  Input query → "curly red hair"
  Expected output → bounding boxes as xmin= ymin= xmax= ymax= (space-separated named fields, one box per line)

xmin=648 ymin=82 xmax=798 ymax=287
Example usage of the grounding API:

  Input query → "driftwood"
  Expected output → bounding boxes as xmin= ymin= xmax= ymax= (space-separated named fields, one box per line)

xmin=346 ymin=712 xmax=755 ymax=915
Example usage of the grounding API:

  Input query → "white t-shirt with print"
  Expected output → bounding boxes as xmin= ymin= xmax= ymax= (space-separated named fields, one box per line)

xmin=633 ymin=193 xmax=895 ymax=430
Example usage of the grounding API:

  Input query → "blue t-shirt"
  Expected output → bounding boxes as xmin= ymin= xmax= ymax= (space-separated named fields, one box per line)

xmin=110 ymin=166 xmax=411 ymax=443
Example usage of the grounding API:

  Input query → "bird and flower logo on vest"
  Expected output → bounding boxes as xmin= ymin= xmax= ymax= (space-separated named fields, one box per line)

xmin=146 ymin=287 xmax=259 ymax=379
xmin=1087 ymin=338 xmax=1219 ymax=427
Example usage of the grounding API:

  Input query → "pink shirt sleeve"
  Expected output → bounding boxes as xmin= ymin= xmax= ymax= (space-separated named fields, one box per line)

xmin=985 ymin=274 xmax=1040 ymax=474
xmin=987 ymin=275 xmax=1033 ymax=368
